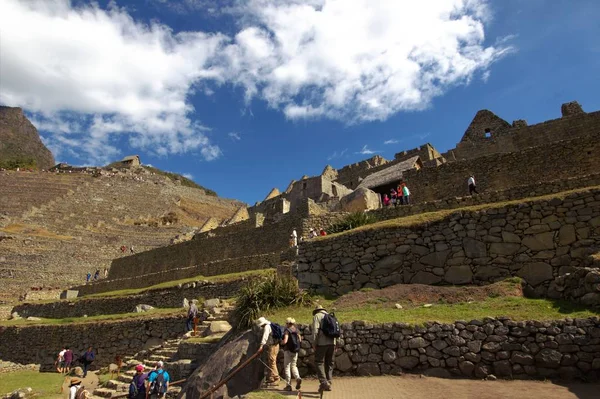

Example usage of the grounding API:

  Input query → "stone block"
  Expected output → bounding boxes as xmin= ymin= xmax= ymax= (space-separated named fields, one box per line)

xmin=356 ymin=362 xmax=381 ymax=376
xmin=463 ymin=238 xmax=487 ymax=258
xmin=444 ymin=266 xmax=473 ymax=284
xmin=489 ymin=243 xmax=520 ymax=256
xmin=371 ymin=254 xmax=404 ymax=276
xmin=411 ymin=271 xmax=442 ymax=285
xmin=522 ymin=232 xmax=555 ymax=251
xmin=517 ymin=262 xmax=553 ymax=287
xmin=558 ymin=225 xmax=577 ymax=246
xmin=420 ymin=250 xmax=450 ymax=268
xmin=340 ymin=188 xmax=381 ymax=212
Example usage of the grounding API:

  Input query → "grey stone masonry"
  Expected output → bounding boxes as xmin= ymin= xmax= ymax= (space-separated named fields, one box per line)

xmin=297 ymin=188 xmax=600 ymax=298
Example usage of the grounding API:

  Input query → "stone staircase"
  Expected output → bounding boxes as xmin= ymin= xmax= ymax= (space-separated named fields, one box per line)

xmin=91 ymin=300 xmax=234 ymax=399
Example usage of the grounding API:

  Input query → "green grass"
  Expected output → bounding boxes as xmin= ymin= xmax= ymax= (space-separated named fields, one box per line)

xmin=319 ymin=185 xmax=600 ymax=239
xmin=86 ymin=269 xmax=275 ymax=299
xmin=0 ymin=371 xmax=64 ymax=397
xmin=264 ymin=296 xmax=599 ymax=326
xmin=0 ymin=307 xmax=181 ymax=327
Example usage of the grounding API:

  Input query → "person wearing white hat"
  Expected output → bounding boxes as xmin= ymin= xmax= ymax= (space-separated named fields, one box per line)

xmin=147 ymin=361 xmax=170 ymax=398
xmin=256 ymin=317 xmax=280 ymax=385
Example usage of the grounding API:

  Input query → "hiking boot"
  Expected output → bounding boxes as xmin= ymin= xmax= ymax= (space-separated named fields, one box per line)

xmin=295 ymin=378 xmax=302 ymax=390
xmin=283 ymin=385 xmax=292 ymax=392
xmin=318 ymin=383 xmax=331 ymax=392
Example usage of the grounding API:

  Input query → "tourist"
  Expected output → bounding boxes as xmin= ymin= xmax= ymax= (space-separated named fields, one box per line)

xmin=319 ymin=228 xmax=327 ymax=236
xmin=129 ymin=364 xmax=147 ymax=399
xmin=130 ymin=246 xmax=135 ymax=254
xmin=86 ymin=272 xmax=91 ymax=282
xmin=68 ymin=369 xmax=86 ymax=399
xmin=402 ymin=183 xmax=411 ymax=205
xmin=396 ymin=184 xmax=404 ymax=205
xmin=56 ymin=347 xmax=66 ymax=373
xmin=104 ymin=268 xmax=108 ymax=278
xmin=390 ymin=188 xmax=397 ymax=206
xmin=147 ymin=361 xmax=170 ymax=399
xmin=64 ymin=346 xmax=73 ymax=374
xmin=309 ymin=228 xmax=318 ymax=239
xmin=280 ymin=317 xmax=302 ymax=392
xmin=468 ymin=175 xmax=479 ymax=195
xmin=80 ymin=346 xmax=95 ymax=378
xmin=93 ymin=269 xmax=100 ymax=281
xmin=312 ymin=304 xmax=337 ymax=392
xmin=290 ymin=228 xmax=298 ymax=247
xmin=186 ymin=299 xmax=198 ymax=333
xmin=256 ymin=317 xmax=280 ymax=385
xmin=382 ymin=194 xmax=390 ymax=207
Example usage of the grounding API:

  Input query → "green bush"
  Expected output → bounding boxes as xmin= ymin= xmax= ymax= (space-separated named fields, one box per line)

xmin=233 ymin=275 xmax=312 ymax=329
xmin=0 ymin=157 xmax=37 ymax=170
xmin=327 ymin=212 xmax=377 ymax=234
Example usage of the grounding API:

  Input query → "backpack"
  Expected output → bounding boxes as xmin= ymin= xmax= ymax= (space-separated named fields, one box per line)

xmin=74 ymin=386 xmax=87 ymax=399
xmin=150 ymin=371 xmax=166 ymax=395
xmin=270 ymin=323 xmax=285 ymax=341
xmin=285 ymin=328 xmax=301 ymax=353
xmin=128 ymin=381 xmax=138 ymax=399
xmin=85 ymin=352 xmax=94 ymax=363
xmin=321 ymin=312 xmax=341 ymax=338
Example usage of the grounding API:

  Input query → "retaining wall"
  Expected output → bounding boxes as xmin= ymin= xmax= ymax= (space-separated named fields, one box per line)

xmin=13 ymin=279 xmax=245 ymax=319
xmin=0 ymin=316 xmax=185 ymax=371
xmin=291 ymin=317 xmax=600 ymax=380
xmin=297 ymin=188 xmax=600 ymax=297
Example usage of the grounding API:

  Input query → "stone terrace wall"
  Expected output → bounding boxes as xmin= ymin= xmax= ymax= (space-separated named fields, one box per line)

xmin=370 ymin=173 xmax=600 ymax=222
xmin=13 ymin=279 xmax=246 ymax=318
xmin=297 ymin=188 xmax=600 ymax=296
xmin=403 ymin=134 xmax=600 ymax=204
xmin=451 ymin=109 xmax=600 ymax=161
xmin=293 ymin=317 xmax=600 ymax=380
xmin=75 ymin=253 xmax=278 ymax=296
xmin=0 ymin=316 xmax=185 ymax=371
xmin=107 ymin=214 xmax=303 ymax=281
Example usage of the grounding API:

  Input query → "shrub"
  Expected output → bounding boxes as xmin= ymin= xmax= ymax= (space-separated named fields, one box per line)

xmin=233 ymin=275 xmax=312 ymax=329
xmin=327 ymin=212 xmax=377 ymax=234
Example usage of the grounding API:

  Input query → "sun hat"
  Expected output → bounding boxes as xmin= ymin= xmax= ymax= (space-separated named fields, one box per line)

xmin=286 ymin=317 xmax=296 ymax=325
xmin=255 ymin=317 xmax=269 ymax=327
xmin=135 ymin=364 xmax=144 ymax=372
xmin=312 ymin=304 xmax=326 ymax=315
xmin=69 ymin=377 xmax=82 ymax=386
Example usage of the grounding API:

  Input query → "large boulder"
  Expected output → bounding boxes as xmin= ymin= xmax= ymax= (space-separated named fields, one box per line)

xmin=181 ymin=330 xmax=263 ymax=399
xmin=340 ymin=188 xmax=380 ymax=213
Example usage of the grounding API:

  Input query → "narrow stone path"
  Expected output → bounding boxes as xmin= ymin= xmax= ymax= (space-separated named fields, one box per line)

xmin=259 ymin=375 xmax=600 ymax=399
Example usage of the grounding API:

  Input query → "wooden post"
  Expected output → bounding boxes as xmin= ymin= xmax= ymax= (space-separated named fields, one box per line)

xmin=193 ymin=317 xmax=199 ymax=336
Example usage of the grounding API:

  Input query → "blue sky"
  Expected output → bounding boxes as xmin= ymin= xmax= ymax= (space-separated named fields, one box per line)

xmin=1 ymin=0 xmax=599 ymax=205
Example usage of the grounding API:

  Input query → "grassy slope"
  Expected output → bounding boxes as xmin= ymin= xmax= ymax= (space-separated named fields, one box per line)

xmin=0 ymin=371 xmax=64 ymax=397
xmin=264 ymin=296 xmax=599 ymax=327
xmin=143 ymin=166 xmax=217 ymax=196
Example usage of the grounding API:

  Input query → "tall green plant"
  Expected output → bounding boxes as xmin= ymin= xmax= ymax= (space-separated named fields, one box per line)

xmin=327 ymin=212 xmax=376 ymax=234
xmin=233 ymin=275 xmax=311 ymax=329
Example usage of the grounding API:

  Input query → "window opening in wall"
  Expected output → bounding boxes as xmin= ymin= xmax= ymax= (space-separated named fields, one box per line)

xmin=302 ymin=182 xmax=307 ymax=190
xmin=332 ymin=184 xmax=338 ymax=197
xmin=484 ymin=128 xmax=492 ymax=138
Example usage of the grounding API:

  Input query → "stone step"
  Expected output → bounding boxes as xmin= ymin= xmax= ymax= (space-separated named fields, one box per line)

xmin=93 ymin=388 xmax=116 ymax=398
xmin=148 ymin=355 xmax=172 ymax=361
xmin=104 ymin=380 xmax=129 ymax=392
xmin=154 ymin=349 xmax=178 ymax=356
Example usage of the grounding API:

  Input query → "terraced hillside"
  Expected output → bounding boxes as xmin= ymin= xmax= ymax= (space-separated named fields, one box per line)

xmin=0 ymin=169 xmax=243 ymax=303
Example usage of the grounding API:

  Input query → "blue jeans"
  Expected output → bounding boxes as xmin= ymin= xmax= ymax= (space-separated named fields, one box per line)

xmin=186 ymin=317 xmax=194 ymax=332
xmin=83 ymin=362 xmax=90 ymax=377
xmin=403 ymin=195 xmax=410 ymax=205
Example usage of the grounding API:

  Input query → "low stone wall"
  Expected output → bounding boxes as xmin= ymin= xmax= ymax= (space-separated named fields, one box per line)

xmin=0 ymin=315 xmax=185 ymax=371
xmin=74 ymin=253 xmax=278 ymax=296
xmin=549 ymin=268 xmax=600 ymax=306
xmin=369 ymin=173 xmax=600 ymax=222
xmin=13 ymin=279 xmax=246 ymax=319
xmin=297 ymin=188 xmax=600 ymax=296
xmin=292 ymin=317 xmax=600 ymax=381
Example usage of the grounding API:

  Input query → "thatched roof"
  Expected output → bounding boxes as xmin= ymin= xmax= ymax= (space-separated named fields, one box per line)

xmin=357 ymin=156 xmax=420 ymax=189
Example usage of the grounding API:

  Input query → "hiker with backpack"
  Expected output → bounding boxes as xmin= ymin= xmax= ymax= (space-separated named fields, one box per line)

xmin=312 ymin=304 xmax=340 ymax=393
xmin=80 ymin=346 xmax=95 ymax=378
xmin=129 ymin=364 xmax=147 ymax=399
xmin=67 ymin=368 xmax=88 ymax=399
xmin=256 ymin=317 xmax=281 ymax=385
xmin=280 ymin=317 xmax=302 ymax=392
xmin=146 ymin=361 xmax=169 ymax=399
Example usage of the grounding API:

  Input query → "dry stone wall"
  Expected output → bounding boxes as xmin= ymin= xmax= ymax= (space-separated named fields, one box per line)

xmin=403 ymin=134 xmax=600 ymax=204
xmin=13 ymin=279 xmax=246 ymax=318
xmin=292 ymin=317 xmax=600 ymax=381
xmin=0 ymin=316 xmax=185 ymax=371
xmin=297 ymin=188 xmax=600 ymax=297
xmin=74 ymin=252 xmax=278 ymax=296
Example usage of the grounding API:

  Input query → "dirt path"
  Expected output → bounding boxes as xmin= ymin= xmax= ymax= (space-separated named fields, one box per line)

xmin=260 ymin=375 xmax=599 ymax=399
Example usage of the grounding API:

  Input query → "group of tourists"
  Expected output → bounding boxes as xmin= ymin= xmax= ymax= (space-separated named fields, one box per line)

xmin=256 ymin=303 xmax=339 ymax=393
xmin=128 ymin=361 xmax=171 ymax=399
xmin=85 ymin=268 xmax=108 ymax=282
xmin=56 ymin=346 xmax=95 ymax=377
xmin=382 ymin=182 xmax=411 ymax=207
xmin=289 ymin=227 xmax=327 ymax=248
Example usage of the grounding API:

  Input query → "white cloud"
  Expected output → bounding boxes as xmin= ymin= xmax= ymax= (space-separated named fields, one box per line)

xmin=327 ymin=148 xmax=347 ymax=160
xmin=356 ymin=145 xmax=376 ymax=155
xmin=384 ymin=139 xmax=399 ymax=145
xmin=0 ymin=0 xmax=226 ymax=164
xmin=222 ymin=0 xmax=512 ymax=122
xmin=228 ymin=132 xmax=241 ymax=141
xmin=182 ymin=173 xmax=194 ymax=179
